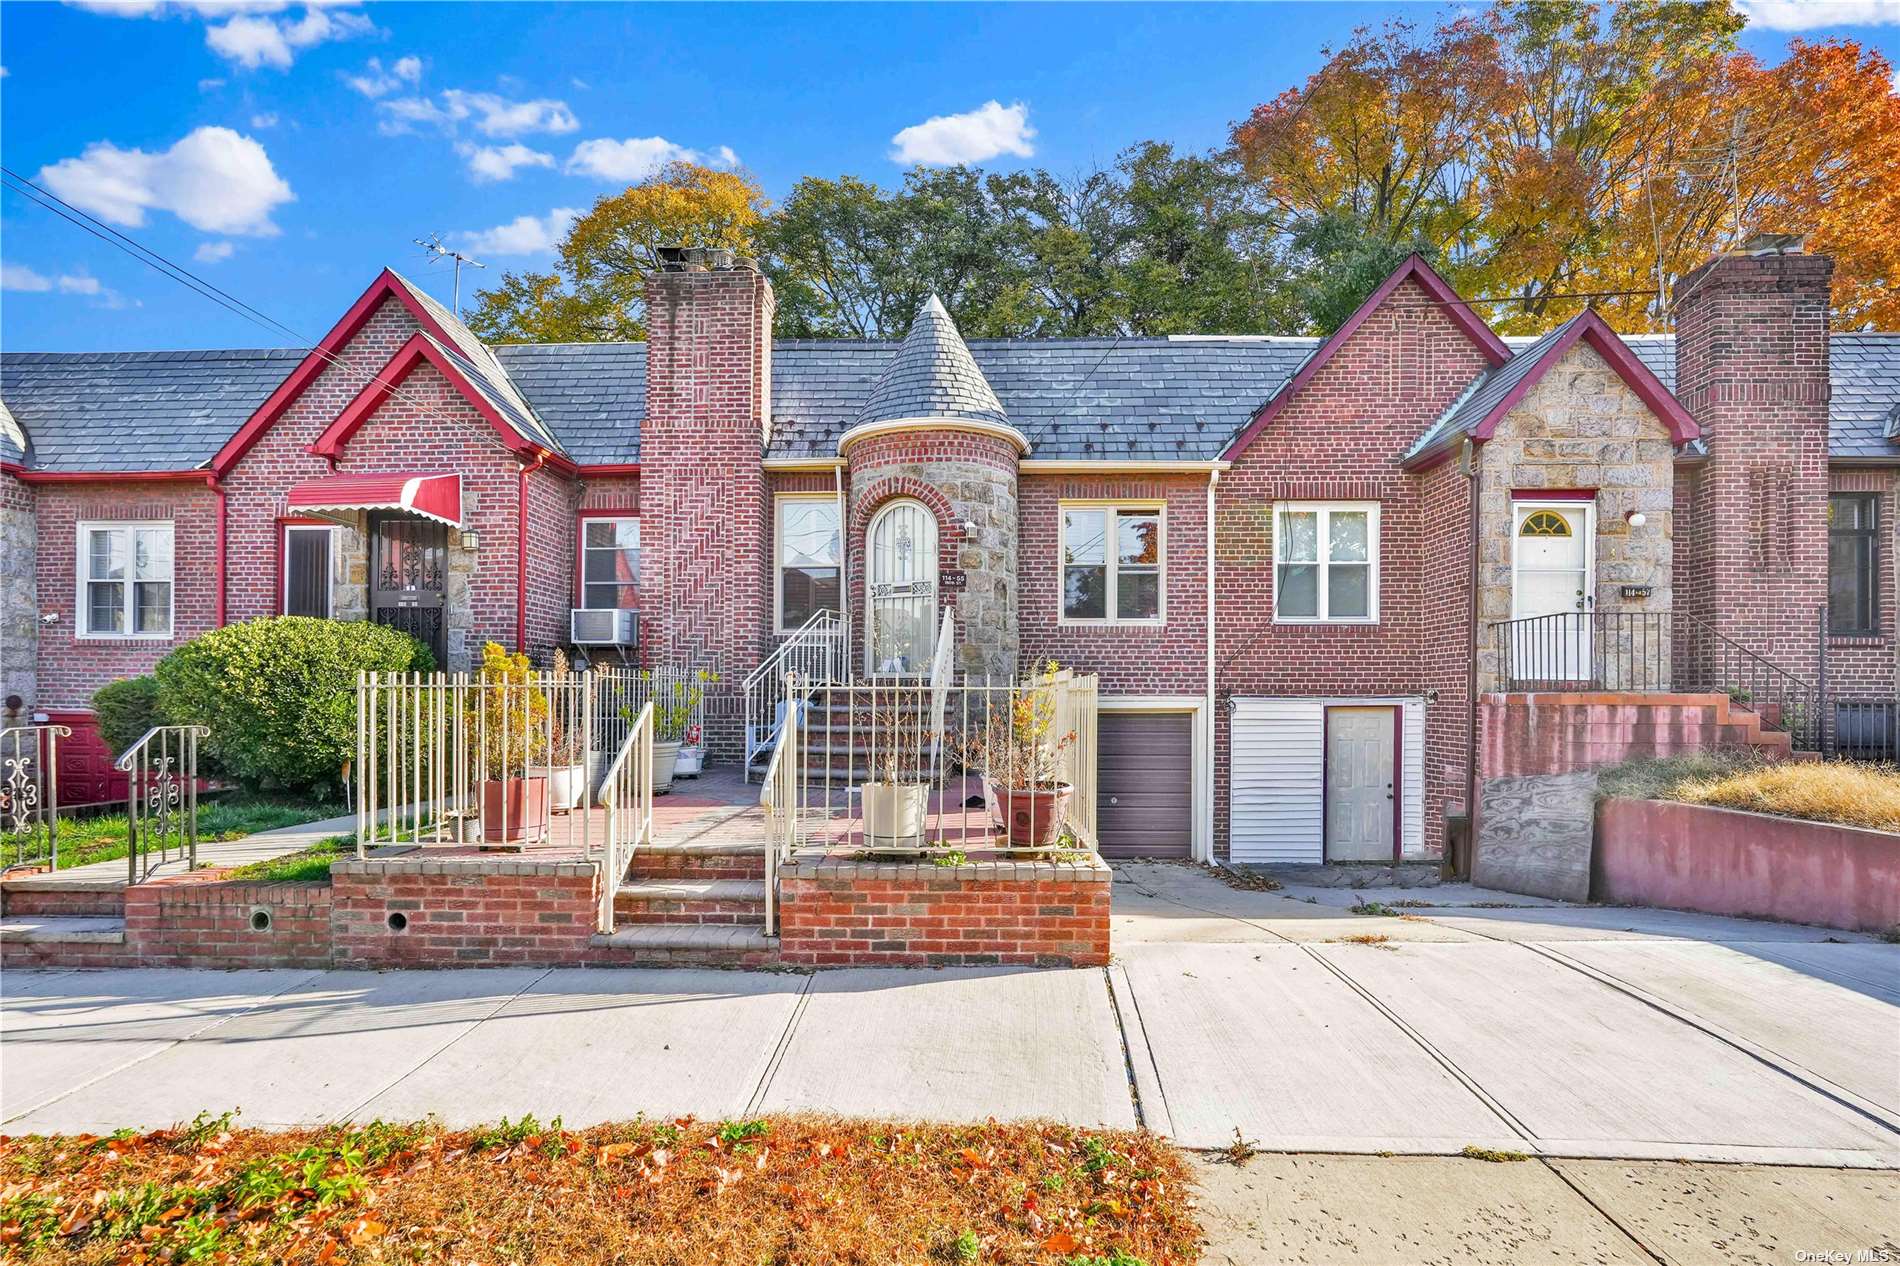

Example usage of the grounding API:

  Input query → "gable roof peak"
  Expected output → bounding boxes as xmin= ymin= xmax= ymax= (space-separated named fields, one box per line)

xmin=854 ymin=291 xmax=1009 ymax=428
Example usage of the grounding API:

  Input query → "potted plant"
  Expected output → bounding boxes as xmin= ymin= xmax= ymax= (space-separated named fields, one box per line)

xmin=625 ymin=671 xmax=706 ymax=794
xmin=470 ymin=643 xmax=551 ymax=843
xmin=963 ymin=663 xmax=1076 ymax=849
xmin=546 ymin=650 xmax=589 ymax=812
xmin=671 ymin=669 xmax=719 ymax=777
xmin=857 ymin=686 xmax=933 ymax=851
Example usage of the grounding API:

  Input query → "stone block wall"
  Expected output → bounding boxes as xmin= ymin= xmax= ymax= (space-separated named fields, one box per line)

xmin=1 ymin=471 xmax=35 ymax=710
xmin=777 ymin=855 xmax=1111 ymax=967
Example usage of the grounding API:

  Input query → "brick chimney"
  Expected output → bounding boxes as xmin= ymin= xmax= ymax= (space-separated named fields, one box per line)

xmin=641 ymin=248 xmax=776 ymax=682
xmin=1672 ymin=237 xmax=1832 ymax=676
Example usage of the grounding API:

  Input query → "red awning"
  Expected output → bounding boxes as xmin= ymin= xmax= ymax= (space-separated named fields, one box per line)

xmin=285 ymin=473 xmax=463 ymax=528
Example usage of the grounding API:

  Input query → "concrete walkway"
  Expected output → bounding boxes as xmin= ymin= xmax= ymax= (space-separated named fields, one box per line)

xmin=5 ymin=810 xmax=359 ymax=888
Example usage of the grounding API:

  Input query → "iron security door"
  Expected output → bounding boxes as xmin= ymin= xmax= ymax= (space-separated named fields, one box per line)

xmin=866 ymin=499 xmax=937 ymax=676
xmin=370 ymin=513 xmax=448 ymax=665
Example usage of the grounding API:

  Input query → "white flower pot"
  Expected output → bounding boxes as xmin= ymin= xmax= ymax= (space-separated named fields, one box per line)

xmin=652 ymin=740 xmax=681 ymax=794
xmin=548 ymin=762 xmax=589 ymax=812
xmin=673 ymin=744 xmax=705 ymax=777
xmin=861 ymin=781 xmax=929 ymax=848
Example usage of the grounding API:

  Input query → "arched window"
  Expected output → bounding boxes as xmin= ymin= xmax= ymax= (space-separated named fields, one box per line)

xmin=1519 ymin=509 xmax=1573 ymax=538
xmin=865 ymin=498 xmax=938 ymax=675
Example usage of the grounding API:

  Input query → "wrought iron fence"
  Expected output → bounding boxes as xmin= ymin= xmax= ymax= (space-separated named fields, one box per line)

xmin=1 ymin=724 xmax=70 ymax=872
xmin=592 ymin=665 xmax=713 ymax=769
xmin=1490 ymin=610 xmax=1820 ymax=749
xmin=117 ymin=725 xmax=209 ymax=882
xmin=744 ymin=608 xmax=846 ymax=778
xmin=596 ymin=701 xmax=655 ymax=932
xmin=1830 ymin=699 xmax=1898 ymax=763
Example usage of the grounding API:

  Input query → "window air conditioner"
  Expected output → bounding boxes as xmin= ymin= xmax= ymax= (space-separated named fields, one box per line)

xmin=570 ymin=608 xmax=638 ymax=646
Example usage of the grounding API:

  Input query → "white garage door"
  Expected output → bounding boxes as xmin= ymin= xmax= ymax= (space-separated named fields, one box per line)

xmin=1230 ymin=697 xmax=1425 ymax=864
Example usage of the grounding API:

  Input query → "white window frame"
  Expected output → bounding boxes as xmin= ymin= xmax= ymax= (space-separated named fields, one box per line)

xmin=775 ymin=493 xmax=843 ymax=634
xmin=1058 ymin=500 xmax=1167 ymax=627
xmin=1272 ymin=501 xmax=1381 ymax=624
xmin=281 ymin=523 xmax=335 ymax=619
xmin=579 ymin=515 xmax=641 ymax=612
xmin=76 ymin=520 xmax=174 ymax=641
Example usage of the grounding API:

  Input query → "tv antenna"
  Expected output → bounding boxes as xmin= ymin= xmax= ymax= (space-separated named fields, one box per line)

xmin=414 ymin=233 xmax=487 ymax=317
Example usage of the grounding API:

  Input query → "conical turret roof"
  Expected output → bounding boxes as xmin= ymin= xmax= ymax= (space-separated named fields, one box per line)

xmin=855 ymin=295 xmax=1009 ymax=427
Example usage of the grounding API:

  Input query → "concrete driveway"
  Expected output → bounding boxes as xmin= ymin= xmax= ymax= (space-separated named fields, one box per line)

xmin=4 ymin=864 xmax=1897 ymax=1170
xmin=1111 ymin=863 xmax=1900 ymax=1166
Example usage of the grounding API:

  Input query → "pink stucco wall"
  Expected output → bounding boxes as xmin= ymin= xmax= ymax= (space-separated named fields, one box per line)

xmin=1594 ymin=797 xmax=1900 ymax=933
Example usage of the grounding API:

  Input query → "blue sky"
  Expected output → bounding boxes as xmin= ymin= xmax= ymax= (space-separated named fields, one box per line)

xmin=2 ymin=0 xmax=1896 ymax=352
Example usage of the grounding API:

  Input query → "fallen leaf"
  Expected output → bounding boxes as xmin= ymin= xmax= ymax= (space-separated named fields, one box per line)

xmin=1043 ymin=1231 xmax=1080 ymax=1253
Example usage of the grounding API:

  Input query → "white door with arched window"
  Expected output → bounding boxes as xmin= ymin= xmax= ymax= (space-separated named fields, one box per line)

xmin=866 ymin=499 xmax=938 ymax=676
xmin=1510 ymin=501 xmax=1595 ymax=683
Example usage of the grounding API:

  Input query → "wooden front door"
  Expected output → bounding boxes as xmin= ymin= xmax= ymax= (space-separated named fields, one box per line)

xmin=1325 ymin=706 xmax=1395 ymax=862
xmin=370 ymin=513 xmax=448 ymax=666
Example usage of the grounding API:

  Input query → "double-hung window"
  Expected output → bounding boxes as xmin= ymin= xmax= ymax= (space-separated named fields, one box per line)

xmin=79 ymin=521 xmax=173 ymax=638
xmin=283 ymin=524 xmax=333 ymax=618
xmin=581 ymin=517 xmax=641 ymax=610
xmin=1828 ymin=493 xmax=1880 ymax=636
xmin=776 ymin=496 xmax=842 ymax=631
xmin=1061 ymin=504 xmax=1163 ymax=623
xmin=1274 ymin=502 xmax=1378 ymax=623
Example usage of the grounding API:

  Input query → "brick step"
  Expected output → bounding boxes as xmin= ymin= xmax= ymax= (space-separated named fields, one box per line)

xmin=613 ymin=879 xmax=766 ymax=925
xmin=0 ymin=914 xmax=126 ymax=944
xmin=1 ymin=879 xmax=127 ymax=918
xmin=626 ymin=841 xmax=766 ymax=881
xmin=588 ymin=922 xmax=777 ymax=967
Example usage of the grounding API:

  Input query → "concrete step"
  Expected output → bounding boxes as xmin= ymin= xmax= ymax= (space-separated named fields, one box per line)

xmin=627 ymin=840 xmax=766 ymax=880
xmin=588 ymin=922 xmax=776 ymax=966
xmin=1 ymin=876 xmax=128 ymax=918
xmin=0 ymin=915 xmax=127 ymax=944
xmin=614 ymin=878 xmax=766 ymax=925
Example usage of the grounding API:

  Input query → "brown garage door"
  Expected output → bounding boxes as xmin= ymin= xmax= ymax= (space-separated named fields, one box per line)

xmin=1096 ymin=711 xmax=1193 ymax=859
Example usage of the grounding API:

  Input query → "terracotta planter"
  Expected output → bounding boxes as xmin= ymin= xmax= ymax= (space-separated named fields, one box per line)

xmin=548 ymin=763 xmax=588 ymax=812
xmin=861 ymin=781 xmax=929 ymax=848
xmin=481 ymin=777 xmax=548 ymax=843
xmin=652 ymin=740 xmax=681 ymax=794
xmin=991 ymin=782 xmax=1074 ymax=848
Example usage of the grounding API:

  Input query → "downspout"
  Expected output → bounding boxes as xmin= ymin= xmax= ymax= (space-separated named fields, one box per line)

xmin=517 ymin=451 xmax=548 ymax=653
xmin=1462 ymin=438 xmax=1483 ymax=880
xmin=1204 ymin=467 xmax=1220 ymax=864
xmin=835 ymin=462 xmax=848 ymax=672
xmin=206 ymin=474 xmax=227 ymax=627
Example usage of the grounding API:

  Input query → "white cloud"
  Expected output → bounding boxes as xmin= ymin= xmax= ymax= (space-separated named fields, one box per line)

xmin=458 ymin=142 xmax=555 ymax=183
xmin=197 ymin=76 xmax=225 ymax=91
xmin=204 ymin=5 xmax=377 ymax=70
xmin=345 ymin=53 xmax=421 ymax=98
xmin=1 ymin=263 xmax=129 ymax=306
xmin=454 ymin=207 xmax=579 ymax=257
xmin=378 ymin=89 xmax=578 ymax=138
xmin=194 ymin=240 xmax=236 ymax=262
xmin=566 ymin=136 xmax=726 ymax=182
xmin=1736 ymin=0 xmax=1900 ymax=28
xmin=0 ymin=66 xmax=9 ymax=79
xmin=39 ymin=125 xmax=293 ymax=235
xmin=1893 ymin=66 xmax=1900 ymax=93
xmin=890 ymin=100 xmax=1035 ymax=166
xmin=250 ymin=111 xmax=278 ymax=128
xmin=1 ymin=264 xmax=53 ymax=292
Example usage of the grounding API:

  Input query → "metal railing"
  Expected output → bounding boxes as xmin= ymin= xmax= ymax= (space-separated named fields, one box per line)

xmin=745 ymin=608 xmax=845 ymax=778
xmin=2 ymin=724 xmax=70 ymax=872
xmin=597 ymin=701 xmax=655 ymax=932
xmin=1831 ymin=699 xmax=1899 ymax=763
xmin=759 ymin=689 xmax=801 ymax=935
xmin=117 ymin=724 xmax=209 ymax=882
xmin=593 ymin=665 xmax=710 ymax=772
xmin=1490 ymin=610 xmax=1820 ymax=749
xmin=771 ymin=666 xmax=1099 ymax=860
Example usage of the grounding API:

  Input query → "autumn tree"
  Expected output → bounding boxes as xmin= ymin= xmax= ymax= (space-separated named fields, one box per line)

xmin=466 ymin=162 xmax=769 ymax=343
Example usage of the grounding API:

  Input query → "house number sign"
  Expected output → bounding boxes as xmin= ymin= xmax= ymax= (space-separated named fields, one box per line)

xmin=1620 ymin=585 xmax=1653 ymax=600
xmin=940 ymin=570 xmax=968 ymax=591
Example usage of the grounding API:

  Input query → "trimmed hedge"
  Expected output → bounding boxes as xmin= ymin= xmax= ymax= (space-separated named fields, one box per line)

xmin=92 ymin=675 xmax=165 ymax=757
xmin=156 ymin=617 xmax=434 ymax=793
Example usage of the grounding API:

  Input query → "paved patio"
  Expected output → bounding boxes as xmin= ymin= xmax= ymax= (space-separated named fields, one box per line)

xmin=4 ymin=860 xmax=1896 ymax=1171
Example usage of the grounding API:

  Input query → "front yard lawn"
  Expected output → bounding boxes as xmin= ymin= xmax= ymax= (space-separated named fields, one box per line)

xmin=0 ymin=1113 xmax=1197 ymax=1265
xmin=1599 ymin=753 xmax=1900 ymax=834
xmin=14 ymin=795 xmax=343 ymax=872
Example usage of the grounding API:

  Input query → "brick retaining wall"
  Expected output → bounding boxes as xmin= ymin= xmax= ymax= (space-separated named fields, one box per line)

xmin=777 ymin=856 xmax=1111 ymax=968
xmin=124 ymin=876 xmax=334 ymax=969
xmin=330 ymin=858 xmax=599 ymax=968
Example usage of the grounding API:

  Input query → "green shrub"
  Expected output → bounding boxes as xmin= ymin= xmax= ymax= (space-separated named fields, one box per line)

xmin=91 ymin=676 xmax=165 ymax=757
xmin=155 ymin=617 xmax=434 ymax=793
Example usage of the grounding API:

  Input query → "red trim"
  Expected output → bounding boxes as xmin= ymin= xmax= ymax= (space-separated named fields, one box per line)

xmin=207 ymin=475 xmax=227 ymax=627
xmin=1223 ymin=255 xmax=1511 ymax=460
xmin=208 ymin=270 xmax=471 ymax=477
xmin=308 ymin=333 xmax=549 ymax=463
xmin=574 ymin=508 xmax=640 ymax=608
xmin=1468 ymin=312 xmax=1700 ymax=447
xmin=517 ymin=453 xmax=547 ymax=651
xmin=2 ymin=464 xmax=209 ymax=484
xmin=1511 ymin=487 xmax=1599 ymax=502
xmin=579 ymin=463 xmax=640 ymax=476
xmin=274 ymin=518 xmax=332 ymax=616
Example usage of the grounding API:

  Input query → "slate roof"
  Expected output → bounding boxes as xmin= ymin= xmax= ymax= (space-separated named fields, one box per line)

xmin=494 ymin=342 xmax=646 ymax=464
xmin=417 ymin=332 xmax=565 ymax=456
xmin=854 ymin=295 xmax=1011 ymax=431
xmin=1830 ymin=334 xmax=1900 ymax=460
xmin=1408 ymin=317 xmax=1585 ymax=460
xmin=0 ymin=348 xmax=304 ymax=472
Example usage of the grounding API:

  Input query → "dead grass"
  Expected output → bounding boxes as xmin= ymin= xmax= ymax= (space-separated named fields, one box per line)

xmin=0 ymin=1114 xmax=1199 ymax=1265
xmin=1335 ymin=933 xmax=1397 ymax=950
xmin=1458 ymin=1145 xmax=1530 ymax=1163
xmin=1673 ymin=761 xmax=1900 ymax=834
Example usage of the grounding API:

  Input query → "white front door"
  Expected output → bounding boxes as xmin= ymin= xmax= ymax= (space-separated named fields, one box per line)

xmin=1325 ymin=706 xmax=1395 ymax=862
xmin=866 ymin=499 xmax=937 ymax=676
xmin=1510 ymin=502 xmax=1595 ymax=683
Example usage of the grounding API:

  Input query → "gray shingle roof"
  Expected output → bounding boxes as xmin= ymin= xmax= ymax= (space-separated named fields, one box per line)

xmin=0 ymin=401 xmax=25 ymax=466
xmin=493 ymin=342 xmax=646 ymax=464
xmin=1409 ymin=317 xmax=1585 ymax=460
xmin=0 ymin=348 xmax=303 ymax=472
xmin=1830 ymin=333 xmax=1900 ymax=460
xmin=417 ymin=332 xmax=565 ymax=457
xmin=855 ymin=295 xmax=1010 ymax=430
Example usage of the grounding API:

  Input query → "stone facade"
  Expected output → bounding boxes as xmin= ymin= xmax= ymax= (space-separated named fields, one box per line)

xmin=0 ymin=472 xmax=34 ymax=712
xmin=1473 ymin=340 xmax=1679 ymax=694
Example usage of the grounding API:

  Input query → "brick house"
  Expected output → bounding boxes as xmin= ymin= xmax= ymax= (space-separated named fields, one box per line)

xmin=3 ymin=241 xmax=1895 ymax=862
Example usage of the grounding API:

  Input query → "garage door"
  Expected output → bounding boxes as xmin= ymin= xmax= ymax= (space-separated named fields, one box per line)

xmin=1097 ymin=711 xmax=1193 ymax=859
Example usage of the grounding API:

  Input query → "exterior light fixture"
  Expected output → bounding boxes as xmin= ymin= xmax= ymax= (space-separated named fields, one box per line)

xmin=459 ymin=529 xmax=481 ymax=550
xmin=1625 ymin=511 xmax=1647 ymax=528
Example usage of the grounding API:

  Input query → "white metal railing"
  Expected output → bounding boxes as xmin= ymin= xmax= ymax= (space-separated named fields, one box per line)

xmin=775 ymin=665 xmax=1098 ymax=860
xmin=758 ymin=686 xmax=801 ymax=935
xmin=2 ymin=723 xmax=71 ymax=872
xmin=597 ymin=701 xmax=655 ymax=932
xmin=593 ymin=666 xmax=710 ymax=770
xmin=745 ymin=609 xmax=844 ymax=778
xmin=116 ymin=724 xmax=210 ymax=882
